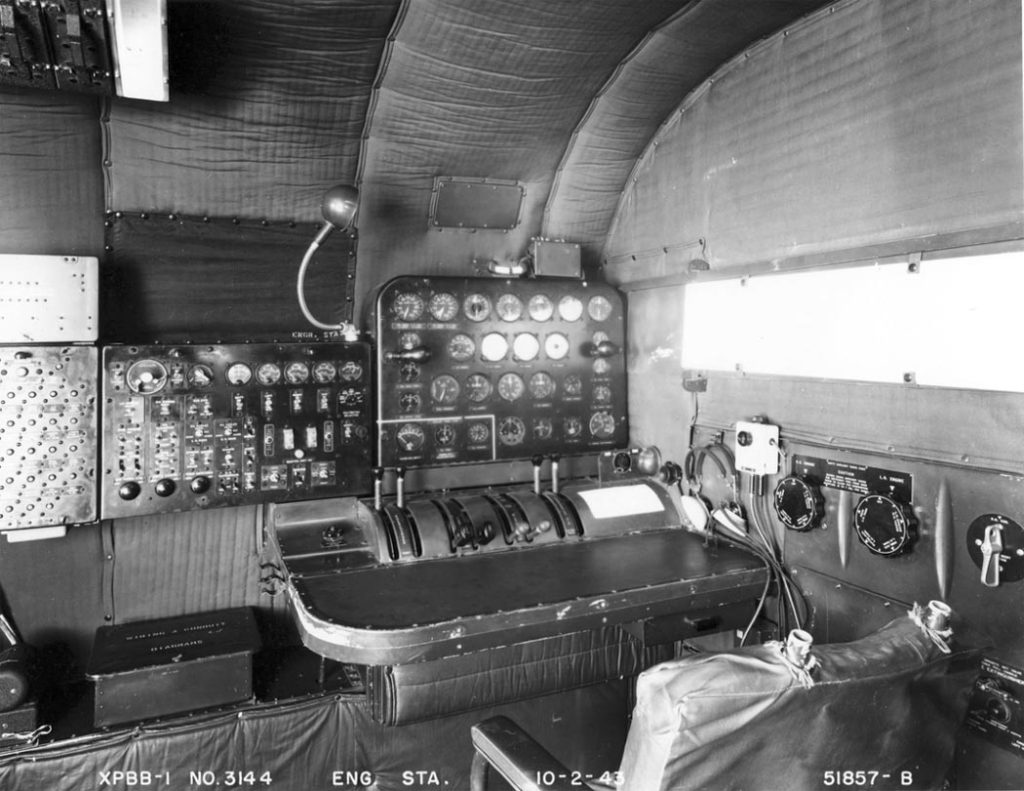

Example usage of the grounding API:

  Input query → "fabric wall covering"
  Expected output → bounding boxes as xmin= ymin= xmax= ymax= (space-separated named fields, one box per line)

xmin=604 ymin=0 xmax=1024 ymax=281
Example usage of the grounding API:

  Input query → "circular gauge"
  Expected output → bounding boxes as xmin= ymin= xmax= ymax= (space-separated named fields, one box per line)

xmin=564 ymin=416 xmax=583 ymax=438
xmin=563 ymin=375 xmax=583 ymax=397
xmin=589 ymin=411 xmax=616 ymax=439
xmin=593 ymin=358 xmax=611 ymax=376
xmin=558 ymin=295 xmax=584 ymax=322
xmin=544 ymin=333 xmax=570 ymax=360
xmin=528 ymin=294 xmax=554 ymax=322
xmin=587 ymin=295 xmax=614 ymax=322
xmin=496 ymin=294 xmax=524 ymax=322
xmin=339 ymin=387 xmax=364 ymax=406
xmin=284 ymin=361 xmax=310 ymax=384
xmin=435 ymin=423 xmax=457 ymax=447
xmin=226 ymin=363 xmax=252 ymax=386
xmin=853 ymin=493 xmax=916 ymax=556
xmin=256 ymin=362 xmax=282 ymax=385
xmin=187 ymin=364 xmax=214 ymax=388
xmin=313 ymin=361 xmax=337 ymax=383
xmin=396 ymin=423 xmax=426 ymax=452
xmin=480 ymin=333 xmax=509 ymax=362
xmin=468 ymin=422 xmax=490 ymax=444
xmin=399 ymin=362 xmax=420 ymax=382
xmin=533 ymin=418 xmax=553 ymax=440
xmin=463 ymin=293 xmax=492 ymax=322
xmin=498 ymin=416 xmax=526 ymax=446
xmin=512 ymin=333 xmax=540 ymax=361
xmin=448 ymin=333 xmax=476 ymax=362
xmin=399 ymin=392 xmax=422 ymax=413
xmin=528 ymin=372 xmax=556 ymax=400
xmin=398 ymin=332 xmax=421 ymax=351
xmin=429 ymin=292 xmax=459 ymax=322
xmin=339 ymin=361 xmax=363 ymax=381
xmin=497 ymin=373 xmax=525 ymax=402
xmin=465 ymin=373 xmax=492 ymax=402
xmin=592 ymin=330 xmax=609 ymax=345
xmin=593 ymin=384 xmax=612 ymax=403
xmin=430 ymin=374 xmax=461 ymax=404
xmin=773 ymin=476 xmax=825 ymax=532
xmin=126 ymin=360 xmax=168 ymax=394
xmin=392 ymin=292 xmax=425 ymax=322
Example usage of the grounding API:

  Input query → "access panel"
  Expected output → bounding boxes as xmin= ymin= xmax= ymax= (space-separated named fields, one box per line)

xmin=101 ymin=342 xmax=373 ymax=518
xmin=375 ymin=276 xmax=628 ymax=467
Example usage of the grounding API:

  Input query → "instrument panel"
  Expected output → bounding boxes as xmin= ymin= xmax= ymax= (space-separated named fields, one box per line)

xmin=375 ymin=276 xmax=628 ymax=467
xmin=101 ymin=343 xmax=374 ymax=518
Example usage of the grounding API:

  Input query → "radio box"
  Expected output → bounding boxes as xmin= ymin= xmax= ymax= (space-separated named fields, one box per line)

xmin=87 ymin=608 xmax=260 ymax=727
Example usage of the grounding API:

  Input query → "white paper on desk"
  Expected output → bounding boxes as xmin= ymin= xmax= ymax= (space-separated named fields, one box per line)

xmin=577 ymin=484 xmax=663 ymax=519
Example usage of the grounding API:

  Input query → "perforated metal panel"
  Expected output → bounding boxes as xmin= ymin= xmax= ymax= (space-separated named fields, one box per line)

xmin=0 ymin=345 xmax=98 ymax=530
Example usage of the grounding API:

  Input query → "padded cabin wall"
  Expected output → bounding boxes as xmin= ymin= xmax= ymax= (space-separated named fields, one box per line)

xmin=609 ymin=0 xmax=1023 ymax=465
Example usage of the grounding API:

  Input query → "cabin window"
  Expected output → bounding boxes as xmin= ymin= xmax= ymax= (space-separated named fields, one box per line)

xmin=681 ymin=248 xmax=1024 ymax=393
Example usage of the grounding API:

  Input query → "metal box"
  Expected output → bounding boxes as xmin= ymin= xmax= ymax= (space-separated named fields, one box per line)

xmin=87 ymin=608 xmax=260 ymax=727
xmin=0 ymin=699 xmax=39 ymax=748
xmin=531 ymin=239 xmax=581 ymax=278
xmin=0 ymin=255 xmax=99 ymax=342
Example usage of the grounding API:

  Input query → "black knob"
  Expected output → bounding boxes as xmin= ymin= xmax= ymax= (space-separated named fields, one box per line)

xmin=853 ymin=493 xmax=916 ymax=556
xmin=385 ymin=347 xmax=432 ymax=363
xmin=476 ymin=521 xmax=495 ymax=545
xmin=737 ymin=431 xmax=753 ymax=447
xmin=117 ymin=481 xmax=141 ymax=501
xmin=190 ymin=475 xmax=211 ymax=494
xmin=589 ymin=340 xmax=619 ymax=358
xmin=773 ymin=476 xmax=824 ymax=531
xmin=154 ymin=478 xmax=176 ymax=497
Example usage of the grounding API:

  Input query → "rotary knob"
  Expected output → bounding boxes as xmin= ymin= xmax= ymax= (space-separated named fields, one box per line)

xmin=190 ymin=475 xmax=211 ymax=494
xmin=154 ymin=478 xmax=177 ymax=497
xmin=773 ymin=476 xmax=824 ymax=531
xmin=117 ymin=481 xmax=141 ymax=501
xmin=853 ymin=493 xmax=916 ymax=556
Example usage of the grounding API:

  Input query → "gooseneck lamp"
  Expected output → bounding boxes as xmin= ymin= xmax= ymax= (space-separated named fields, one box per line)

xmin=297 ymin=184 xmax=359 ymax=337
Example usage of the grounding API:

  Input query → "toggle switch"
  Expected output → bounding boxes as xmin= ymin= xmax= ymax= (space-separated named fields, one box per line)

xmin=980 ymin=523 xmax=1004 ymax=588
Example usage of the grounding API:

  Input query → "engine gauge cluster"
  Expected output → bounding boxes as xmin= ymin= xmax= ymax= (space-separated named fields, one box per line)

xmin=376 ymin=276 xmax=628 ymax=467
xmin=102 ymin=342 xmax=373 ymax=518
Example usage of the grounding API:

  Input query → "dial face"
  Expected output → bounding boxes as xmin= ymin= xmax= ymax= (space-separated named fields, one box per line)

xmin=399 ymin=392 xmax=422 ymax=413
xmin=528 ymin=294 xmax=554 ymax=322
xmin=480 ymin=332 xmax=509 ymax=362
xmin=313 ymin=362 xmax=337 ymax=383
xmin=463 ymin=293 xmax=492 ymax=322
xmin=528 ymin=372 xmax=556 ymax=400
xmin=126 ymin=360 xmax=168 ymax=394
xmin=430 ymin=374 xmax=461 ymax=404
xmin=496 ymin=294 xmax=524 ymax=322
xmin=854 ymin=494 xmax=914 ymax=556
xmin=398 ymin=332 xmax=421 ymax=351
xmin=339 ymin=361 xmax=363 ymax=381
xmin=396 ymin=423 xmax=426 ymax=452
xmin=339 ymin=387 xmax=364 ymax=406
xmin=563 ymin=375 xmax=582 ymax=397
xmin=497 ymin=372 xmax=525 ymax=401
xmin=465 ymin=373 xmax=492 ymax=402
xmin=429 ymin=292 xmax=459 ymax=322
xmin=593 ymin=384 xmax=612 ymax=403
xmin=512 ymin=333 xmax=540 ymax=361
xmin=468 ymin=422 xmax=490 ymax=444
xmin=448 ymin=333 xmax=476 ymax=362
xmin=544 ymin=332 xmax=570 ymax=360
xmin=434 ymin=423 xmax=456 ymax=447
xmin=558 ymin=295 xmax=584 ymax=322
xmin=399 ymin=362 xmax=420 ymax=382
xmin=284 ymin=361 xmax=310 ymax=384
xmin=188 ymin=364 xmax=214 ymax=388
xmin=392 ymin=292 xmax=425 ymax=322
xmin=256 ymin=362 xmax=282 ymax=385
xmin=226 ymin=363 xmax=252 ymax=386
xmin=587 ymin=295 xmax=614 ymax=322
xmin=592 ymin=330 xmax=610 ymax=345
xmin=498 ymin=416 xmax=526 ymax=446
xmin=589 ymin=411 xmax=616 ymax=439
xmin=593 ymin=358 xmax=611 ymax=376
xmin=564 ymin=416 xmax=582 ymax=438
xmin=533 ymin=418 xmax=553 ymax=440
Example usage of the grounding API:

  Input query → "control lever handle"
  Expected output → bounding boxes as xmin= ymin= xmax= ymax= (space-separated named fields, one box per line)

xmin=395 ymin=466 xmax=406 ymax=509
xmin=588 ymin=340 xmax=619 ymax=358
xmin=531 ymin=455 xmax=544 ymax=495
xmin=980 ymin=523 xmax=1003 ymax=587
xmin=550 ymin=454 xmax=561 ymax=495
xmin=372 ymin=466 xmax=384 ymax=511
xmin=385 ymin=347 xmax=432 ymax=363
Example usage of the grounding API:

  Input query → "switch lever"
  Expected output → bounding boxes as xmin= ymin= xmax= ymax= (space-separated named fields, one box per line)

xmin=980 ymin=523 xmax=1003 ymax=587
xmin=531 ymin=455 xmax=544 ymax=495
xmin=395 ymin=466 xmax=406 ymax=509
xmin=549 ymin=454 xmax=560 ymax=495
xmin=372 ymin=466 xmax=384 ymax=510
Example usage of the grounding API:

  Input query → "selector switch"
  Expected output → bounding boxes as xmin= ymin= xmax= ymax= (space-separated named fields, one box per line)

xmin=853 ymin=493 xmax=916 ymax=556
xmin=773 ymin=475 xmax=824 ymax=531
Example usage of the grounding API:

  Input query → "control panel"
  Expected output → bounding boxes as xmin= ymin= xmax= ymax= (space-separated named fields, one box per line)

xmin=101 ymin=343 xmax=373 ymax=518
xmin=0 ymin=345 xmax=97 ymax=530
xmin=375 ymin=276 xmax=628 ymax=467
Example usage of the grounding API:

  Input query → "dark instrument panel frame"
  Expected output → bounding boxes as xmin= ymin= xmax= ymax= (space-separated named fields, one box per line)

xmin=375 ymin=276 xmax=629 ymax=468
